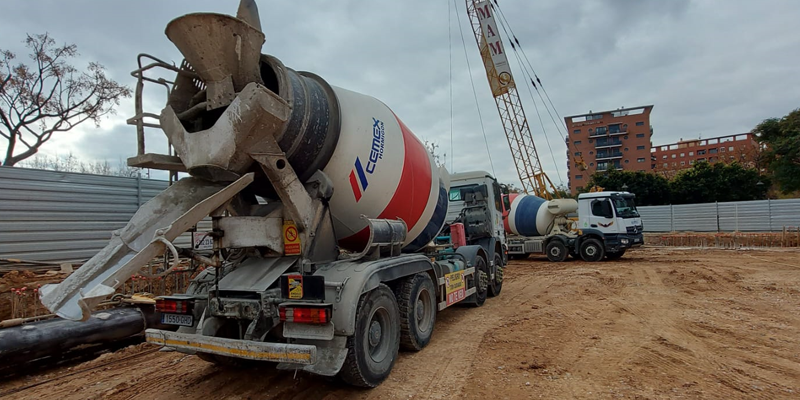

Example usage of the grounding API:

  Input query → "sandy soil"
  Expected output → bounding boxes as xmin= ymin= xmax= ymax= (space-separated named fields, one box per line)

xmin=2 ymin=247 xmax=799 ymax=399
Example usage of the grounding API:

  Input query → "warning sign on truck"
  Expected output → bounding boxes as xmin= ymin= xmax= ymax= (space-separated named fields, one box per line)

xmin=444 ymin=270 xmax=466 ymax=306
xmin=283 ymin=220 xmax=301 ymax=255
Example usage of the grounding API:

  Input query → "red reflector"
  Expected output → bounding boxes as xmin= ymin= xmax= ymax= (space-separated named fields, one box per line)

xmin=279 ymin=306 xmax=330 ymax=324
xmin=156 ymin=299 xmax=192 ymax=314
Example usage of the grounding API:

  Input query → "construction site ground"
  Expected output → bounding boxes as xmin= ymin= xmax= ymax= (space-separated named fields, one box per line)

xmin=2 ymin=247 xmax=799 ymax=399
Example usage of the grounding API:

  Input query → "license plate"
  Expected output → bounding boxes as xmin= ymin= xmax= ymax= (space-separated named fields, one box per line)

xmin=161 ymin=313 xmax=193 ymax=326
xmin=634 ymin=238 xmax=640 ymax=242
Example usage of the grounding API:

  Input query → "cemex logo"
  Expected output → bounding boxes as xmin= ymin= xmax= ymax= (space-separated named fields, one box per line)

xmin=349 ymin=157 xmax=368 ymax=202
xmin=350 ymin=118 xmax=385 ymax=202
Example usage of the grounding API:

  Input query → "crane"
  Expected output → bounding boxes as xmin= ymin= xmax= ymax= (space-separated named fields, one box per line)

xmin=464 ymin=0 xmax=563 ymax=199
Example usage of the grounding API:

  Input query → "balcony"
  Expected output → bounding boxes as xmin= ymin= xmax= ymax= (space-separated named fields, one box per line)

xmin=589 ymin=124 xmax=627 ymax=138
xmin=594 ymin=138 xmax=623 ymax=148
xmin=596 ymin=151 xmax=624 ymax=160
xmin=596 ymin=161 xmax=622 ymax=171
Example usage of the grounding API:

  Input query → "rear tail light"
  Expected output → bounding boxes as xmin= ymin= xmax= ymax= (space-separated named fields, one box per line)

xmin=156 ymin=298 xmax=194 ymax=314
xmin=279 ymin=306 xmax=331 ymax=324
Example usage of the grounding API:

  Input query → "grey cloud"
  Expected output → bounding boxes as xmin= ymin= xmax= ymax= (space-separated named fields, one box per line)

xmin=2 ymin=0 xmax=798 ymax=189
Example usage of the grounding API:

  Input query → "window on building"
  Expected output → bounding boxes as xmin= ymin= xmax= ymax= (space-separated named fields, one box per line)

xmin=720 ymin=147 xmax=726 ymax=153
xmin=574 ymin=152 xmax=582 ymax=156
xmin=608 ymin=124 xmax=621 ymax=134
xmin=637 ymin=145 xmax=645 ymax=150
xmin=636 ymin=133 xmax=645 ymax=138
xmin=663 ymin=163 xmax=668 ymax=168
xmin=689 ymin=160 xmax=695 ymax=165
xmin=709 ymin=148 xmax=718 ymax=154
xmin=595 ymin=126 xmax=607 ymax=135
xmin=698 ymin=158 xmax=706 ymax=162
xmin=681 ymin=161 xmax=685 ymax=166
xmin=698 ymin=149 xmax=706 ymax=155
xmin=729 ymin=146 xmax=734 ymax=151
xmin=589 ymin=151 xmax=594 ymax=155
xmin=680 ymin=153 xmax=685 ymax=157
xmin=637 ymin=158 xmax=645 ymax=163
xmin=635 ymin=121 xmax=645 ymax=126
xmin=574 ymin=140 xmax=582 ymax=145
xmin=672 ymin=154 xmax=676 ymax=159
xmin=662 ymin=155 xmax=667 ymax=160
xmin=589 ymin=162 xmax=594 ymax=167
xmin=576 ymin=175 xmax=583 ymax=180
xmin=689 ymin=151 xmax=694 ymax=156
xmin=625 ymin=159 xmax=629 ymax=163
xmin=624 ymin=135 xmax=629 ymax=140
xmin=573 ymin=129 xmax=580 ymax=134
xmin=672 ymin=162 xmax=677 ymax=166
xmin=588 ymin=139 xmax=593 ymax=143
xmin=624 ymin=147 xmax=629 ymax=151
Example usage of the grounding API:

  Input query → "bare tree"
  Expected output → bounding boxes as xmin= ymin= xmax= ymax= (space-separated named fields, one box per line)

xmin=0 ymin=33 xmax=131 ymax=166
xmin=423 ymin=139 xmax=447 ymax=169
xmin=20 ymin=153 xmax=146 ymax=177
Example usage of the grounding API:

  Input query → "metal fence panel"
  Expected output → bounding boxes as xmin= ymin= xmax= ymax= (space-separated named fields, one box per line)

xmin=0 ymin=167 xmax=167 ymax=262
xmin=637 ymin=205 xmax=672 ymax=232
xmin=639 ymin=198 xmax=800 ymax=232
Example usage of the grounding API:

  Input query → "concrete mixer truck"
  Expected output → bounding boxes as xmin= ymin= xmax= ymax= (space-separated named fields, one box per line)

xmin=448 ymin=173 xmax=643 ymax=262
xmin=36 ymin=0 xmax=505 ymax=388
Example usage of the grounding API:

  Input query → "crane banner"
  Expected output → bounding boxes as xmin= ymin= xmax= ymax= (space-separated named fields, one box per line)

xmin=475 ymin=0 xmax=514 ymax=96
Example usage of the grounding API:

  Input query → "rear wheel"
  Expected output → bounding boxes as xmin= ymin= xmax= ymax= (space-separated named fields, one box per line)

xmin=605 ymin=248 xmax=626 ymax=260
xmin=339 ymin=284 xmax=400 ymax=387
xmin=397 ymin=273 xmax=436 ymax=351
xmin=546 ymin=240 xmax=568 ymax=262
xmin=469 ymin=256 xmax=489 ymax=307
xmin=488 ymin=252 xmax=504 ymax=297
xmin=579 ymin=238 xmax=605 ymax=262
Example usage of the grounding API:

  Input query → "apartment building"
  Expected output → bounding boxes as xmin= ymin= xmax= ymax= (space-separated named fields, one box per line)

xmin=651 ymin=133 xmax=760 ymax=177
xmin=564 ymin=105 xmax=654 ymax=194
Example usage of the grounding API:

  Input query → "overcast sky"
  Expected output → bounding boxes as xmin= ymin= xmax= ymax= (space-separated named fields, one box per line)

xmin=2 ymin=0 xmax=799 ymax=186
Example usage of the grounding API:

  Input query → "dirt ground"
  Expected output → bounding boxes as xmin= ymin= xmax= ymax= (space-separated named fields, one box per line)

xmin=2 ymin=247 xmax=799 ymax=399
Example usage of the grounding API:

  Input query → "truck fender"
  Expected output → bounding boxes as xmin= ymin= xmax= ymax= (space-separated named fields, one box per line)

xmin=578 ymin=229 xmax=605 ymax=244
xmin=469 ymin=238 xmax=497 ymax=266
xmin=455 ymin=245 xmax=489 ymax=269
xmin=313 ymin=253 xmax=433 ymax=336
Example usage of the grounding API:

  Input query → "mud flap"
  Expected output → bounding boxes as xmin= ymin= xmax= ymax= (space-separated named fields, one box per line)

xmin=39 ymin=173 xmax=254 ymax=321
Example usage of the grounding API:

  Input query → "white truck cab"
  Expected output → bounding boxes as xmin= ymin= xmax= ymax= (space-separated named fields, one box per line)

xmin=576 ymin=191 xmax=644 ymax=254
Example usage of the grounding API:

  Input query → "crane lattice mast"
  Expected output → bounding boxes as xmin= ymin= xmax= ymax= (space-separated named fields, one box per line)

xmin=465 ymin=0 xmax=558 ymax=199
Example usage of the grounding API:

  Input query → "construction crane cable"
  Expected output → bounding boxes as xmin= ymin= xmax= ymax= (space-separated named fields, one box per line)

xmin=490 ymin=8 xmax=564 ymax=185
xmin=449 ymin=0 xmax=454 ymax=172
xmin=454 ymin=0 xmax=497 ymax=176
xmin=491 ymin=0 xmax=570 ymax=135
xmin=490 ymin=3 xmax=567 ymax=143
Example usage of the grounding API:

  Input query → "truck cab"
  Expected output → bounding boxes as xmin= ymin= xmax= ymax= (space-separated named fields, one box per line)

xmin=445 ymin=171 xmax=507 ymax=294
xmin=577 ymin=191 xmax=644 ymax=255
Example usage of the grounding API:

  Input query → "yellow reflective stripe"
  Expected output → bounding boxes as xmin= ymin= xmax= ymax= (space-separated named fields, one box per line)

xmin=147 ymin=337 xmax=312 ymax=361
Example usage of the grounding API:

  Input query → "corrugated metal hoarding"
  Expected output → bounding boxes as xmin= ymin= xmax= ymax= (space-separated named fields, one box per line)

xmin=0 ymin=167 xmax=170 ymax=262
xmin=639 ymin=198 xmax=800 ymax=233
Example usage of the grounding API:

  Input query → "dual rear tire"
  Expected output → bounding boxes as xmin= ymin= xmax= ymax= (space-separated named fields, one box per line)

xmin=340 ymin=273 xmax=438 ymax=387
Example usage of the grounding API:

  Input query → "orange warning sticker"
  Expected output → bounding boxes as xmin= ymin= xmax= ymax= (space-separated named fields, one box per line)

xmin=283 ymin=220 xmax=301 ymax=256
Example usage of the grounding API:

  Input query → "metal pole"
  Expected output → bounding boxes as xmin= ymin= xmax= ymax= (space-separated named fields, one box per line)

xmin=768 ymin=199 xmax=773 ymax=232
xmin=136 ymin=171 xmax=142 ymax=207
xmin=716 ymin=201 xmax=720 ymax=232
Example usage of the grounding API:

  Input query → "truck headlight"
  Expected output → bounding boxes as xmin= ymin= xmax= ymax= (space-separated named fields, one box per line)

xmin=620 ymin=238 xmax=630 ymax=244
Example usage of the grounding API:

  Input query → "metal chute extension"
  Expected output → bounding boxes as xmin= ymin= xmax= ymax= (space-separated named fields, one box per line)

xmin=39 ymin=173 xmax=254 ymax=321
